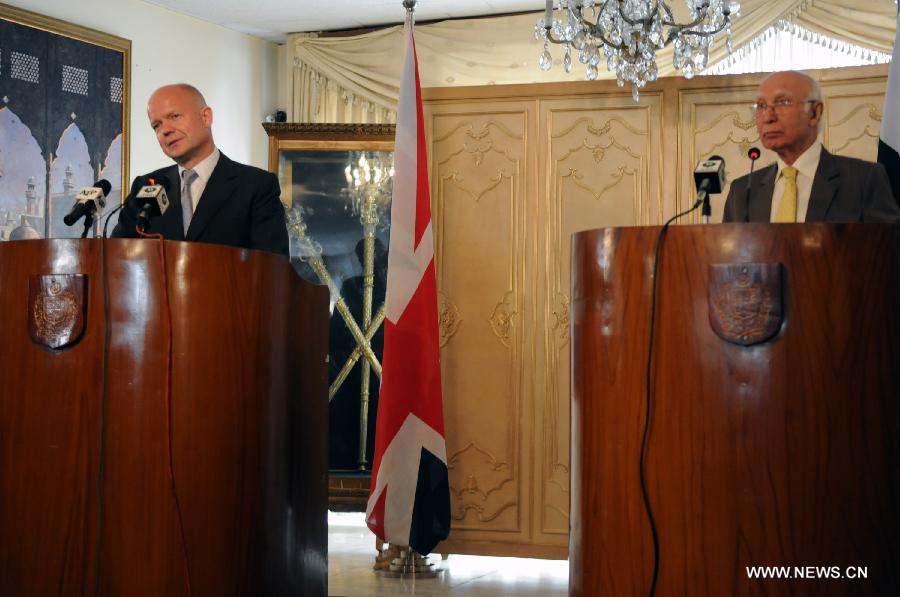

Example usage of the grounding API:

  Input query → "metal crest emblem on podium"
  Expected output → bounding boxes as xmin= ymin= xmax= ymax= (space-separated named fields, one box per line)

xmin=708 ymin=263 xmax=783 ymax=346
xmin=28 ymin=274 xmax=86 ymax=349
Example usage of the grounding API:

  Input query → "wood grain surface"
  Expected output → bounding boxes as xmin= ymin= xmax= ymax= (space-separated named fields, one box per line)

xmin=570 ymin=224 xmax=900 ymax=596
xmin=0 ymin=238 xmax=329 ymax=596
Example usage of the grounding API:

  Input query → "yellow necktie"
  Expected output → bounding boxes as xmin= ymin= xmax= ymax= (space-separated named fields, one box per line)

xmin=774 ymin=165 xmax=798 ymax=223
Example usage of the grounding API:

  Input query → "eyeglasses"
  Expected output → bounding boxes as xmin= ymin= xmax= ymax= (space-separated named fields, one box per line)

xmin=751 ymin=99 xmax=817 ymax=114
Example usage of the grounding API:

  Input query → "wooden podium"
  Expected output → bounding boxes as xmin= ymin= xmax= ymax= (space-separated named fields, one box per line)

xmin=0 ymin=239 xmax=329 ymax=596
xmin=570 ymin=224 xmax=900 ymax=596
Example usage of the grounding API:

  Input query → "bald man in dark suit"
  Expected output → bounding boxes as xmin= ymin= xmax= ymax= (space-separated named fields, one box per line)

xmin=113 ymin=83 xmax=288 ymax=255
xmin=723 ymin=71 xmax=899 ymax=223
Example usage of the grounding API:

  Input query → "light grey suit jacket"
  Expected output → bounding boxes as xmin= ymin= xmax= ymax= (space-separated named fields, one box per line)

xmin=722 ymin=148 xmax=900 ymax=223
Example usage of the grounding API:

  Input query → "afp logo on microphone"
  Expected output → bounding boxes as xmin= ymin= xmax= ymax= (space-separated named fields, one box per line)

xmin=78 ymin=188 xmax=104 ymax=201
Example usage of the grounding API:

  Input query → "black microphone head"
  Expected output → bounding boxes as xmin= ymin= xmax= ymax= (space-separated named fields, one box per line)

xmin=694 ymin=155 xmax=726 ymax=195
xmin=747 ymin=147 xmax=761 ymax=161
xmin=96 ymin=179 xmax=112 ymax=197
xmin=136 ymin=181 xmax=170 ymax=219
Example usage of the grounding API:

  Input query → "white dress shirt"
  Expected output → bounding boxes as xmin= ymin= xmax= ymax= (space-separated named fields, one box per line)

xmin=770 ymin=140 xmax=822 ymax=223
xmin=178 ymin=148 xmax=220 ymax=214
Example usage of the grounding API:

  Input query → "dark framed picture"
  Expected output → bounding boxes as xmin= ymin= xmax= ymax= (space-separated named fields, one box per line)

xmin=264 ymin=122 xmax=396 ymax=475
xmin=0 ymin=2 xmax=130 ymax=240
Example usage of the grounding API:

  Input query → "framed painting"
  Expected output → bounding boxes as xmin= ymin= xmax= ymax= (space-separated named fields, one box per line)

xmin=263 ymin=122 xmax=395 ymax=488
xmin=0 ymin=2 xmax=130 ymax=240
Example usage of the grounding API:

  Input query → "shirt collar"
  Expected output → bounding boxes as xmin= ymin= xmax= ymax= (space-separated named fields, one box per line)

xmin=776 ymin=140 xmax=821 ymax=180
xmin=178 ymin=147 xmax=220 ymax=184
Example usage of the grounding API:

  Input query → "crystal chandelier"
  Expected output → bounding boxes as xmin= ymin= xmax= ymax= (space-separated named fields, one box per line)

xmin=535 ymin=0 xmax=740 ymax=100
xmin=343 ymin=151 xmax=394 ymax=231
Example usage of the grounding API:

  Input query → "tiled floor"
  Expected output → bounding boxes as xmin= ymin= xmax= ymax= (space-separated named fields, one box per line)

xmin=328 ymin=512 xmax=569 ymax=596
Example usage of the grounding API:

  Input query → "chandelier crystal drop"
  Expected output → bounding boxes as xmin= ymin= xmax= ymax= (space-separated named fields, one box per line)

xmin=535 ymin=0 xmax=740 ymax=100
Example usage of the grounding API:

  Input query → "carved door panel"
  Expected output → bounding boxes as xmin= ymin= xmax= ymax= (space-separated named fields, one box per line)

xmin=426 ymin=101 xmax=541 ymax=555
xmin=536 ymin=94 xmax=664 ymax=548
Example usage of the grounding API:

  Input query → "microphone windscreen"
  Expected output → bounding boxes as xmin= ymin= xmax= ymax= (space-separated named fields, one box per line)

xmin=96 ymin=179 xmax=112 ymax=196
xmin=748 ymin=147 xmax=761 ymax=160
xmin=693 ymin=156 xmax=726 ymax=194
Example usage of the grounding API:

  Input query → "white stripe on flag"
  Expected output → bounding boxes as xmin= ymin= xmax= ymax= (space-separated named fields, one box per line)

xmin=385 ymin=21 xmax=434 ymax=324
xmin=882 ymin=12 xmax=900 ymax=152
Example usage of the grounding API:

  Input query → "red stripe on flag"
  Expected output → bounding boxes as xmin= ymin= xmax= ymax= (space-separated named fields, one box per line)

xmin=368 ymin=259 xmax=443 ymax=473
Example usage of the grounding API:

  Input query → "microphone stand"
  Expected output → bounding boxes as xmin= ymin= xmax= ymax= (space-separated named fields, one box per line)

xmin=744 ymin=150 xmax=760 ymax=223
xmin=695 ymin=179 xmax=712 ymax=224
xmin=701 ymin=193 xmax=712 ymax=224
xmin=81 ymin=211 xmax=95 ymax=238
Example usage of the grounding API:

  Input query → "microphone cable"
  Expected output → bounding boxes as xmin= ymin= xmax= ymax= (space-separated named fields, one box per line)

xmin=101 ymin=204 xmax=124 ymax=238
xmin=134 ymin=225 xmax=194 ymax=597
xmin=93 ymin=235 xmax=111 ymax=597
xmin=641 ymin=197 xmax=703 ymax=597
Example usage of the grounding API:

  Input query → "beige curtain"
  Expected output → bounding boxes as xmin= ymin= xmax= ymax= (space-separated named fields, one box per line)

xmin=288 ymin=0 xmax=896 ymax=122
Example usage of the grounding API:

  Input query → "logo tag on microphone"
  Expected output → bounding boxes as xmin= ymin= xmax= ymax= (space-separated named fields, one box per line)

xmin=696 ymin=159 xmax=723 ymax=173
xmin=76 ymin=187 xmax=104 ymax=201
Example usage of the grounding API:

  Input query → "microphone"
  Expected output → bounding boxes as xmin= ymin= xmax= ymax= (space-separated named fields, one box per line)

xmin=135 ymin=177 xmax=171 ymax=232
xmin=63 ymin=179 xmax=112 ymax=226
xmin=744 ymin=147 xmax=761 ymax=223
xmin=693 ymin=155 xmax=725 ymax=224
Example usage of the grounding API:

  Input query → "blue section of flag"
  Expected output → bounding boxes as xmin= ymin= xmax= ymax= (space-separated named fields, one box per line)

xmin=408 ymin=447 xmax=451 ymax=555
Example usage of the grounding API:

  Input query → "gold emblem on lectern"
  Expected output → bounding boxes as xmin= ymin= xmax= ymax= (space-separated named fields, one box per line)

xmin=28 ymin=274 xmax=86 ymax=349
xmin=708 ymin=263 xmax=783 ymax=346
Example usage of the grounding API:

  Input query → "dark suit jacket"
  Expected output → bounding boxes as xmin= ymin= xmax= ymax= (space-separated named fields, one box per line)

xmin=723 ymin=148 xmax=900 ymax=223
xmin=112 ymin=152 xmax=289 ymax=256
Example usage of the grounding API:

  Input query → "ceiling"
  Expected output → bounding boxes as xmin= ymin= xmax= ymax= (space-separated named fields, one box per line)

xmin=141 ymin=0 xmax=543 ymax=42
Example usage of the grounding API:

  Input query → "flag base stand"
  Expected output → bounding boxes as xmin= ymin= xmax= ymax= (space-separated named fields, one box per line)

xmin=374 ymin=544 xmax=440 ymax=578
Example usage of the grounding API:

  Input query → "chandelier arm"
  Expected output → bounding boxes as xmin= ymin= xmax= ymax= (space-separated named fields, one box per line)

xmin=659 ymin=3 xmax=677 ymax=27
xmin=593 ymin=31 xmax=627 ymax=50
xmin=670 ymin=2 xmax=712 ymax=30
xmin=615 ymin=0 xmax=646 ymax=28
xmin=544 ymin=26 xmax=567 ymax=45
xmin=680 ymin=14 xmax=733 ymax=39
xmin=586 ymin=4 xmax=628 ymax=50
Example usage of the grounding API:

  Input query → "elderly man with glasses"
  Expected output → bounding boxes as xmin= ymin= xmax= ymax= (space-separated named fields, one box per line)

xmin=723 ymin=70 xmax=900 ymax=223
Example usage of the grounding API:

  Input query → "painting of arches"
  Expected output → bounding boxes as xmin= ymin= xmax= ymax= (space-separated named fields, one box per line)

xmin=0 ymin=3 xmax=130 ymax=241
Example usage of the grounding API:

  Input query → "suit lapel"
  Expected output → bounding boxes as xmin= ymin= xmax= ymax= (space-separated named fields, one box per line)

xmin=750 ymin=164 xmax=777 ymax=222
xmin=186 ymin=152 xmax=237 ymax=241
xmin=805 ymin=148 xmax=838 ymax=222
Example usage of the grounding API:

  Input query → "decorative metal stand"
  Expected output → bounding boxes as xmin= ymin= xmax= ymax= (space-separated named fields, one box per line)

xmin=343 ymin=151 xmax=393 ymax=470
xmin=375 ymin=544 xmax=440 ymax=579
xmin=285 ymin=148 xmax=393 ymax=472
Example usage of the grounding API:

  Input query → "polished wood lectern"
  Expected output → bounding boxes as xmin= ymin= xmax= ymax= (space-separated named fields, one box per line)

xmin=0 ymin=239 xmax=329 ymax=596
xmin=570 ymin=224 xmax=899 ymax=596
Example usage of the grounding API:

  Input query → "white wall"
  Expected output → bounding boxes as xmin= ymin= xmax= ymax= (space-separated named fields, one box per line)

xmin=5 ymin=0 xmax=279 ymax=177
